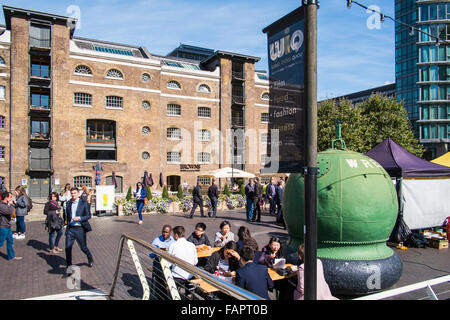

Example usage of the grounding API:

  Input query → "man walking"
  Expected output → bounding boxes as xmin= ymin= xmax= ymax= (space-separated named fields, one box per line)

xmin=265 ymin=178 xmax=277 ymax=216
xmin=64 ymin=187 xmax=94 ymax=277
xmin=189 ymin=181 xmax=204 ymax=218
xmin=207 ymin=179 xmax=219 ymax=218
xmin=252 ymin=177 xmax=262 ymax=222
xmin=244 ymin=179 xmax=255 ymax=221
xmin=0 ymin=191 xmax=22 ymax=261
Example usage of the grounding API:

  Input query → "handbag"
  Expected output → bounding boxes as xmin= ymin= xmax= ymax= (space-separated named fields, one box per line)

xmin=144 ymin=197 xmax=149 ymax=205
xmin=12 ymin=209 xmax=16 ymax=219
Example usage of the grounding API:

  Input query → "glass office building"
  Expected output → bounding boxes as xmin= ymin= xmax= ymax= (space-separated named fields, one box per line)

xmin=395 ymin=1 xmax=450 ymax=159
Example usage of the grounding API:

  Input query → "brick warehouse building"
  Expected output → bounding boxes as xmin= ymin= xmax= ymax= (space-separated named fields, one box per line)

xmin=0 ymin=6 xmax=272 ymax=198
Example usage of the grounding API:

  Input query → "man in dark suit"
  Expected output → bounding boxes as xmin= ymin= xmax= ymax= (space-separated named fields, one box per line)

xmin=64 ymin=187 xmax=94 ymax=276
xmin=235 ymin=246 xmax=274 ymax=299
xmin=265 ymin=178 xmax=276 ymax=216
xmin=252 ymin=177 xmax=263 ymax=222
xmin=189 ymin=181 xmax=204 ymax=218
xmin=207 ymin=179 xmax=219 ymax=218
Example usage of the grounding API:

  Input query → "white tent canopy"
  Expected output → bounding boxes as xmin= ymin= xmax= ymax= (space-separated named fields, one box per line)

xmin=201 ymin=167 xmax=256 ymax=178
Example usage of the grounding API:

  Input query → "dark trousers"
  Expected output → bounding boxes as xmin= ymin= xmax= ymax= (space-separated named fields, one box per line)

xmin=269 ymin=197 xmax=276 ymax=215
xmin=209 ymin=197 xmax=218 ymax=217
xmin=189 ymin=201 xmax=204 ymax=217
xmin=253 ymin=198 xmax=261 ymax=221
xmin=276 ymin=202 xmax=285 ymax=226
xmin=65 ymin=226 xmax=93 ymax=266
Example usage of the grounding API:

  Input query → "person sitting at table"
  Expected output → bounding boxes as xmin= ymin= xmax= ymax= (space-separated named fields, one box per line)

xmin=214 ymin=220 xmax=235 ymax=247
xmin=294 ymin=244 xmax=338 ymax=300
xmin=167 ymin=226 xmax=198 ymax=286
xmin=235 ymin=246 xmax=274 ymax=300
xmin=187 ymin=222 xmax=211 ymax=249
xmin=258 ymin=237 xmax=284 ymax=268
xmin=236 ymin=226 xmax=259 ymax=252
xmin=149 ymin=225 xmax=174 ymax=300
xmin=204 ymin=241 xmax=243 ymax=275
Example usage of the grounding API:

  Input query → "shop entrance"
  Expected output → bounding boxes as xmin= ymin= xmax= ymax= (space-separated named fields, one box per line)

xmin=166 ymin=175 xmax=181 ymax=192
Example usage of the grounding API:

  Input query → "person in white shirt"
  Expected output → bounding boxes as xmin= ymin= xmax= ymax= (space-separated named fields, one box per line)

xmin=167 ymin=225 xmax=198 ymax=282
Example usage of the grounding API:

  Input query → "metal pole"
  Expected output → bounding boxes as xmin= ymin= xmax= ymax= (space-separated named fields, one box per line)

xmin=303 ymin=0 xmax=318 ymax=301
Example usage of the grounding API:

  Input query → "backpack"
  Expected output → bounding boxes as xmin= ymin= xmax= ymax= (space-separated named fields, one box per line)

xmin=26 ymin=195 xmax=33 ymax=212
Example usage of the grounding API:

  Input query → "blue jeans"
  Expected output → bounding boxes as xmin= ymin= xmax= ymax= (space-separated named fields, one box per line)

xmin=136 ymin=200 xmax=145 ymax=221
xmin=16 ymin=216 xmax=26 ymax=234
xmin=0 ymin=227 xmax=15 ymax=260
xmin=49 ymin=228 xmax=63 ymax=250
xmin=246 ymin=198 xmax=254 ymax=220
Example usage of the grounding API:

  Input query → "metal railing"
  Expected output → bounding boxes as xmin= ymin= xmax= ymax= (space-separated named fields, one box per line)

xmin=109 ymin=233 xmax=264 ymax=300
xmin=353 ymin=275 xmax=450 ymax=300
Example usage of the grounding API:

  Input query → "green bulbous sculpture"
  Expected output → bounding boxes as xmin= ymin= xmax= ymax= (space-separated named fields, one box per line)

xmin=283 ymin=148 xmax=403 ymax=295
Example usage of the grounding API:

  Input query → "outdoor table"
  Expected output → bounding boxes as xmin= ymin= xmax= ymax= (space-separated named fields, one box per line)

xmin=196 ymin=246 xmax=221 ymax=258
xmin=268 ymin=264 xmax=296 ymax=281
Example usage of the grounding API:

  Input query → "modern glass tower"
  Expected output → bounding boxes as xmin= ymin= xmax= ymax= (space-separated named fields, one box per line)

xmin=395 ymin=1 xmax=450 ymax=159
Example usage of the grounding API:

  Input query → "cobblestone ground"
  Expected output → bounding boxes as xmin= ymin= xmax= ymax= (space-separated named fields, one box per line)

xmin=0 ymin=208 xmax=449 ymax=300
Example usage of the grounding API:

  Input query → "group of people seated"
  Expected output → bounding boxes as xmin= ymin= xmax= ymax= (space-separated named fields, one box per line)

xmin=149 ymin=221 xmax=337 ymax=300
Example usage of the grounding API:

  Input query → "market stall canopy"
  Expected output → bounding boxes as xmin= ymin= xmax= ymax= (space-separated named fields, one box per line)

xmin=201 ymin=167 xmax=256 ymax=178
xmin=431 ymin=151 xmax=450 ymax=167
xmin=365 ymin=138 xmax=450 ymax=178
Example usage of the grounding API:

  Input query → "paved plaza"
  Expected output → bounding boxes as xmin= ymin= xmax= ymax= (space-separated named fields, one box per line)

xmin=0 ymin=208 xmax=449 ymax=300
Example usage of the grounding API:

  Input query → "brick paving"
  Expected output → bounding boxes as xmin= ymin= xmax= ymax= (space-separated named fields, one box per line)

xmin=0 ymin=208 xmax=449 ymax=300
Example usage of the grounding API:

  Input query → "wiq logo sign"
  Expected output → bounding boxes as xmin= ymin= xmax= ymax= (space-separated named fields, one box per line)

xmin=270 ymin=28 xmax=304 ymax=61
xmin=366 ymin=5 xmax=382 ymax=30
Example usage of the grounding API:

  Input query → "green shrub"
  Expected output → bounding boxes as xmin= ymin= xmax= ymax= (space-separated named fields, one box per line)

xmin=126 ymin=186 xmax=132 ymax=201
xmin=146 ymin=186 xmax=152 ymax=200
xmin=177 ymin=184 xmax=184 ymax=199
xmin=223 ymin=183 xmax=231 ymax=197
xmin=240 ymin=184 xmax=246 ymax=197
xmin=162 ymin=185 xmax=169 ymax=199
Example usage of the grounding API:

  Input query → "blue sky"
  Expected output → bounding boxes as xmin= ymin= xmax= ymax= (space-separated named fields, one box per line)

xmin=0 ymin=0 xmax=395 ymax=100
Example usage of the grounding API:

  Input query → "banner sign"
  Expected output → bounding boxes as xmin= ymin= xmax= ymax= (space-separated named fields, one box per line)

xmin=262 ymin=6 xmax=306 ymax=173
xmin=96 ymin=185 xmax=115 ymax=211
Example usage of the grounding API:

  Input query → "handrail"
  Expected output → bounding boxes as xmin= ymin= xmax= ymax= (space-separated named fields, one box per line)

xmin=353 ymin=274 xmax=450 ymax=300
xmin=109 ymin=233 xmax=264 ymax=300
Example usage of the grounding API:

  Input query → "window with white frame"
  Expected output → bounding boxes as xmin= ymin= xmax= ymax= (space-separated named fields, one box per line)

xmin=74 ymin=92 xmax=92 ymax=106
xmin=197 ymin=176 xmax=211 ymax=185
xmin=73 ymin=176 xmax=92 ymax=188
xmin=167 ymin=103 xmax=181 ymax=116
xmin=142 ymin=126 xmax=151 ymax=135
xmin=198 ymin=107 xmax=211 ymax=118
xmin=74 ymin=65 xmax=92 ymax=76
xmin=167 ymin=80 xmax=181 ymax=89
xmin=261 ymin=92 xmax=270 ymax=100
xmin=142 ymin=152 xmax=150 ymax=160
xmin=0 ymin=146 xmax=4 ymax=160
xmin=261 ymin=154 xmax=270 ymax=165
xmin=261 ymin=132 xmax=270 ymax=144
xmin=106 ymin=69 xmax=123 ymax=79
xmin=167 ymin=152 xmax=181 ymax=164
xmin=167 ymin=127 xmax=181 ymax=140
xmin=261 ymin=113 xmax=269 ymax=123
xmin=197 ymin=152 xmax=211 ymax=164
xmin=198 ymin=84 xmax=211 ymax=93
xmin=106 ymin=96 xmax=123 ymax=109
xmin=0 ymin=116 xmax=5 ymax=129
xmin=0 ymin=86 xmax=5 ymax=100
xmin=197 ymin=129 xmax=211 ymax=141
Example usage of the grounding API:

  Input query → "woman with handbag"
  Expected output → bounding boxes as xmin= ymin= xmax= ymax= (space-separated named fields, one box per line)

xmin=44 ymin=192 xmax=64 ymax=254
xmin=133 ymin=182 xmax=147 ymax=225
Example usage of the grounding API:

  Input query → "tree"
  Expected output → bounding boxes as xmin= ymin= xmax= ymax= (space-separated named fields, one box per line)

xmin=240 ymin=183 xmax=246 ymax=197
xmin=318 ymin=94 xmax=424 ymax=157
xmin=162 ymin=185 xmax=169 ymax=199
xmin=146 ymin=186 xmax=152 ymax=200
xmin=223 ymin=183 xmax=231 ymax=197
xmin=126 ymin=186 xmax=132 ymax=201
xmin=177 ymin=184 xmax=184 ymax=200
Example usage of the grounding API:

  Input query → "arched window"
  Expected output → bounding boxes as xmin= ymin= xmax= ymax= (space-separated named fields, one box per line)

xmin=141 ymin=73 xmax=151 ymax=82
xmin=106 ymin=69 xmax=123 ymax=79
xmin=198 ymin=84 xmax=211 ymax=93
xmin=106 ymin=175 xmax=123 ymax=193
xmin=0 ymin=57 xmax=5 ymax=65
xmin=167 ymin=80 xmax=181 ymax=89
xmin=261 ymin=92 xmax=270 ymax=100
xmin=74 ymin=65 xmax=92 ymax=75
